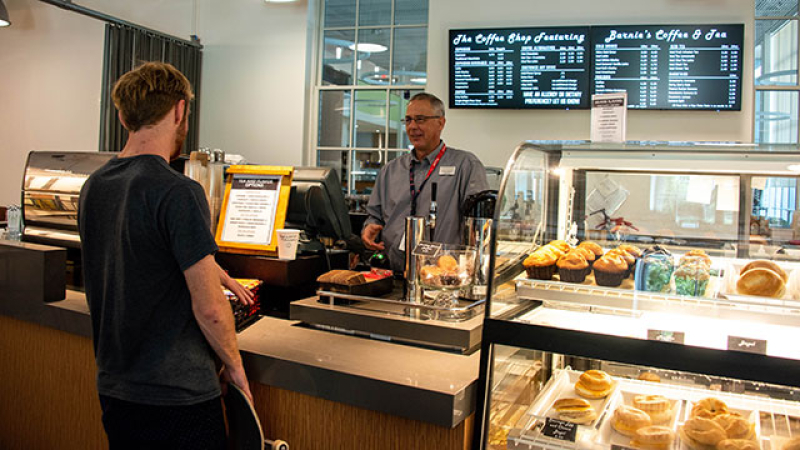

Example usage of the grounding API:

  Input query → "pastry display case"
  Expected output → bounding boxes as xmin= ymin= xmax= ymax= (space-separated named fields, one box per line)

xmin=473 ymin=141 xmax=800 ymax=450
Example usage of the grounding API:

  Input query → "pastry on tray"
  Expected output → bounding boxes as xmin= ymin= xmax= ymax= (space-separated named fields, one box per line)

xmin=741 ymin=260 xmax=788 ymax=283
xmin=557 ymin=250 xmax=591 ymax=283
xmin=680 ymin=416 xmax=728 ymax=449
xmin=691 ymin=398 xmax=731 ymax=419
xmin=630 ymin=425 xmax=674 ymax=450
xmin=572 ymin=246 xmax=597 ymax=267
xmin=717 ymin=439 xmax=759 ymax=450
xmin=736 ymin=267 xmax=785 ymax=298
xmin=593 ymin=254 xmax=629 ymax=287
xmin=638 ymin=372 xmax=661 ymax=383
xmin=607 ymin=248 xmax=636 ymax=277
xmin=577 ymin=241 xmax=604 ymax=259
xmin=574 ymin=369 xmax=614 ymax=399
xmin=633 ymin=394 xmax=672 ymax=424
xmin=552 ymin=398 xmax=597 ymax=424
xmin=523 ymin=250 xmax=558 ymax=280
xmin=612 ymin=405 xmax=653 ymax=437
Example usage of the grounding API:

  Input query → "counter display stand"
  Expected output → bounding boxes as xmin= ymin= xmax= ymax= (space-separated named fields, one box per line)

xmin=472 ymin=141 xmax=800 ymax=450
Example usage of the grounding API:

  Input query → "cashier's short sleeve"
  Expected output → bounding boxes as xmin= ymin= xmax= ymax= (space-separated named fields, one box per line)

xmin=161 ymin=182 xmax=219 ymax=272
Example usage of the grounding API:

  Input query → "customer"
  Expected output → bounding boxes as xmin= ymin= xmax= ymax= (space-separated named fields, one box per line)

xmin=78 ymin=61 xmax=251 ymax=449
xmin=362 ymin=92 xmax=489 ymax=273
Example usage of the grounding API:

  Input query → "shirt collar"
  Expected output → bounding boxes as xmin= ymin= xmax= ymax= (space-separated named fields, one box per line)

xmin=413 ymin=141 xmax=445 ymax=165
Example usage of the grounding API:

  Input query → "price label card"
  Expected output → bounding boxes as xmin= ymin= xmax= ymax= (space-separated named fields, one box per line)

xmin=727 ymin=336 xmax=767 ymax=355
xmin=647 ymin=329 xmax=685 ymax=344
xmin=542 ymin=418 xmax=578 ymax=442
xmin=413 ymin=241 xmax=442 ymax=257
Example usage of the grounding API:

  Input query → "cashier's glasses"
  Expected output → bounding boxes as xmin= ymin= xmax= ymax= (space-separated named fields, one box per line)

xmin=401 ymin=115 xmax=442 ymax=125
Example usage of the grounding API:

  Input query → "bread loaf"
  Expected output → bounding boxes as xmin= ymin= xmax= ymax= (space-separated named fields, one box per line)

xmin=317 ymin=270 xmax=367 ymax=286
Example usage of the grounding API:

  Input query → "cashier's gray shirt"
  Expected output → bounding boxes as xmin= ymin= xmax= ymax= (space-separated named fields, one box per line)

xmin=364 ymin=141 xmax=489 ymax=273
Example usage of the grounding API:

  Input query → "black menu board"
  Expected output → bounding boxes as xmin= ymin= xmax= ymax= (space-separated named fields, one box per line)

xmin=592 ymin=24 xmax=743 ymax=110
xmin=450 ymin=27 xmax=591 ymax=109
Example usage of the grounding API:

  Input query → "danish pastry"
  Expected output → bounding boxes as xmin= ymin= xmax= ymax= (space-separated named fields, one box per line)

xmin=714 ymin=414 xmax=754 ymax=440
xmin=691 ymin=397 xmax=730 ymax=419
xmin=680 ymin=416 xmax=727 ymax=447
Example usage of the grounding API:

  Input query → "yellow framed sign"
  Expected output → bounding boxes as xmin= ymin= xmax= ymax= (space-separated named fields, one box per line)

xmin=215 ymin=165 xmax=294 ymax=255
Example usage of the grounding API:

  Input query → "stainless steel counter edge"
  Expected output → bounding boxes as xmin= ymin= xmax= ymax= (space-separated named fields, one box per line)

xmin=0 ymin=288 xmax=479 ymax=428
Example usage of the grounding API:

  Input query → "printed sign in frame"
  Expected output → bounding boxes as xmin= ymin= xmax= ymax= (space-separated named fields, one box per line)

xmin=215 ymin=165 xmax=294 ymax=255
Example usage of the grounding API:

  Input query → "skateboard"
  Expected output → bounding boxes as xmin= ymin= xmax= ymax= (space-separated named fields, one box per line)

xmin=224 ymin=383 xmax=290 ymax=450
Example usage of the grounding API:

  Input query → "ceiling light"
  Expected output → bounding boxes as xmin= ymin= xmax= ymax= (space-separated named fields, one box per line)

xmin=0 ymin=0 xmax=11 ymax=27
xmin=788 ymin=164 xmax=800 ymax=172
xmin=348 ymin=43 xmax=388 ymax=53
xmin=410 ymin=77 xmax=427 ymax=84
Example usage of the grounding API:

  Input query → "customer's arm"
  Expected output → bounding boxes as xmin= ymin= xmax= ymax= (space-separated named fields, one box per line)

xmin=184 ymin=255 xmax=253 ymax=402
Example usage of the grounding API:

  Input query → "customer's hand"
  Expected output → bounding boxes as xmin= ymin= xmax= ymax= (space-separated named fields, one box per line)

xmin=221 ymin=364 xmax=253 ymax=404
xmin=218 ymin=264 xmax=255 ymax=305
xmin=362 ymin=223 xmax=385 ymax=251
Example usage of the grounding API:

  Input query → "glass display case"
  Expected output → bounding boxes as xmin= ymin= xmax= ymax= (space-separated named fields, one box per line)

xmin=473 ymin=141 xmax=800 ymax=450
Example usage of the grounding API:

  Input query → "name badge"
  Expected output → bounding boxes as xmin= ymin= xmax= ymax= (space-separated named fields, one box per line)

xmin=439 ymin=166 xmax=456 ymax=176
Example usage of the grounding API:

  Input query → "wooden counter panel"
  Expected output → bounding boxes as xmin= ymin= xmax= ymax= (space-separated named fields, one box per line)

xmin=251 ymin=383 xmax=473 ymax=450
xmin=0 ymin=315 xmax=106 ymax=450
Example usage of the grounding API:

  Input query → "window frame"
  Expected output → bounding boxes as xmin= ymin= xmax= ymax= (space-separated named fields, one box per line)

xmin=310 ymin=0 xmax=429 ymax=195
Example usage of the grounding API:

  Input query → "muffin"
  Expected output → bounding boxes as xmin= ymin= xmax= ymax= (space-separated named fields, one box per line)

xmin=618 ymin=244 xmax=642 ymax=259
xmin=593 ymin=253 xmax=629 ymax=287
xmin=523 ymin=250 xmax=558 ymax=280
xmin=674 ymin=260 xmax=710 ymax=296
xmin=557 ymin=251 xmax=591 ymax=283
xmin=578 ymin=241 xmax=604 ymax=259
xmin=547 ymin=239 xmax=572 ymax=254
xmin=607 ymin=248 xmax=636 ymax=278
xmin=572 ymin=246 xmax=597 ymax=267
xmin=679 ymin=249 xmax=712 ymax=267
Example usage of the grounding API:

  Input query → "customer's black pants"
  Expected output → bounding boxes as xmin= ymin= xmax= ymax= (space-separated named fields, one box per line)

xmin=99 ymin=395 xmax=226 ymax=450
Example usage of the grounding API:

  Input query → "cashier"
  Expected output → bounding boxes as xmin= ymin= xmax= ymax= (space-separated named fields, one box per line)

xmin=362 ymin=92 xmax=489 ymax=273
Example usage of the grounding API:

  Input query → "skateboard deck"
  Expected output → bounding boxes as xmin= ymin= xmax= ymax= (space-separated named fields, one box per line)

xmin=224 ymin=383 xmax=264 ymax=450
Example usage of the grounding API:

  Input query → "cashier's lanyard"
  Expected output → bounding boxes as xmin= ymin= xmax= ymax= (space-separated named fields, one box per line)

xmin=409 ymin=144 xmax=447 ymax=216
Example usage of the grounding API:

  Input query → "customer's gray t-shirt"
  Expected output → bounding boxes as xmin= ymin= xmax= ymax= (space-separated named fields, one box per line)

xmin=78 ymin=155 xmax=220 ymax=405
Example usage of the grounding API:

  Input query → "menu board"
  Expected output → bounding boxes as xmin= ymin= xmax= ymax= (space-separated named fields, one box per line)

xmin=450 ymin=27 xmax=591 ymax=109
xmin=592 ymin=24 xmax=743 ymax=110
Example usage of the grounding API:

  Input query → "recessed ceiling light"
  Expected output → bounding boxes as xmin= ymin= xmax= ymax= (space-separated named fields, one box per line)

xmin=348 ymin=43 xmax=388 ymax=53
xmin=788 ymin=164 xmax=800 ymax=172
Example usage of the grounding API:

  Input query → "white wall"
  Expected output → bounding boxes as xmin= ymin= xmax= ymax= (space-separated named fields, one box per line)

xmin=196 ymin=0 xmax=310 ymax=166
xmin=0 ymin=0 xmax=310 ymax=207
xmin=0 ymin=0 xmax=105 ymax=207
xmin=427 ymin=0 xmax=755 ymax=168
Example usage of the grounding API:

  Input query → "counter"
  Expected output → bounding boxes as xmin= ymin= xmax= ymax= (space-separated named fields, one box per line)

xmin=0 ymin=240 xmax=478 ymax=449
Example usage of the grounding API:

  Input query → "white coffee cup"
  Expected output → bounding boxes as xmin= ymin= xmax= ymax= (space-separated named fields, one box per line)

xmin=276 ymin=229 xmax=301 ymax=260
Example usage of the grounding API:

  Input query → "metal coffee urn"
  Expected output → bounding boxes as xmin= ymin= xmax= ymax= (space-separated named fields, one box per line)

xmin=461 ymin=190 xmax=498 ymax=300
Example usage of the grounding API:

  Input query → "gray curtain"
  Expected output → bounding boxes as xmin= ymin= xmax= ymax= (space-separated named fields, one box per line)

xmin=99 ymin=23 xmax=203 ymax=154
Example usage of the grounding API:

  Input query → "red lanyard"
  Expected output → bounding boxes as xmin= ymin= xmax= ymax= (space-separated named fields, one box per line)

xmin=409 ymin=144 xmax=446 ymax=216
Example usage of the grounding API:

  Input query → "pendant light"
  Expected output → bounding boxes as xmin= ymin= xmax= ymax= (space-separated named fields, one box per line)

xmin=0 ymin=0 xmax=10 ymax=27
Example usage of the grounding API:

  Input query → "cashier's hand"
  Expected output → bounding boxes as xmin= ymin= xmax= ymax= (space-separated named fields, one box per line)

xmin=217 ymin=264 xmax=255 ymax=306
xmin=362 ymin=223 xmax=385 ymax=251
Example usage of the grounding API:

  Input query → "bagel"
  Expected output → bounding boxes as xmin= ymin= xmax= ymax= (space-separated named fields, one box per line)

xmin=633 ymin=395 xmax=672 ymax=424
xmin=691 ymin=398 xmax=730 ymax=419
xmin=630 ymin=425 xmax=674 ymax=450
xmin=714 ymin=414 xmax=754 ymax=440
xmin=574 ymin=370 xmax=614 ymax=399
xmin=681 ymin=416 xmax=727 ymax=447
xmin=611 ymin=405 xmax=652 ymax=437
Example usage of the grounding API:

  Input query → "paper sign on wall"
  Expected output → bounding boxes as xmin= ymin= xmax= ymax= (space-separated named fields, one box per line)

xmin=590 ymin=92 xmax=627 ymax=143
